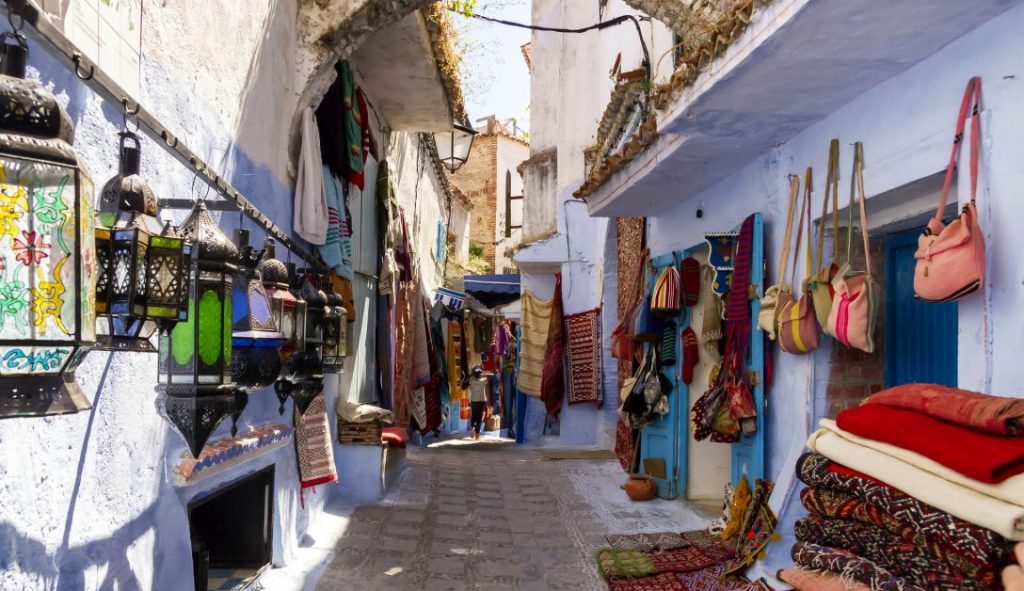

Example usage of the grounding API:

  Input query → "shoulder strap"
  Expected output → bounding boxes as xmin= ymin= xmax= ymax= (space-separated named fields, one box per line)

xmin=853 ymin=142 xmax=872 ymax=276
xmin=778 ymin=175 xmax=800 ymax=287
xmin=816 ymin=139 xmax=840 ymax=268
xmin=933 ymin=77 xmax=982 ymax=231
xmin=789 ymin=170 xmax=809 ymax=291
xmin=803 ymin=167 xmax=814 ymax=282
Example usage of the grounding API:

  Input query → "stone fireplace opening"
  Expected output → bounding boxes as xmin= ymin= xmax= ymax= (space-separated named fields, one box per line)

xmin=189 ymin=466 xmax=274 ymax=591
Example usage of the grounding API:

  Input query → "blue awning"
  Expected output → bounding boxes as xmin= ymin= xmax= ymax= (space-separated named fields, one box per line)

xmin=463 ymin=274 xmax=520 ymax=307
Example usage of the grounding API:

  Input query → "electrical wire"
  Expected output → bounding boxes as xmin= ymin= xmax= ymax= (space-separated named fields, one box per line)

xmin=465 ymin=11 xmax=651 ymax=90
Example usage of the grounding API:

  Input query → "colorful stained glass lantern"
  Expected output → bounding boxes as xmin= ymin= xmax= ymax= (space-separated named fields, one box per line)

xmin=155 ymin=201 xmax=244 ymax=457
xmin=94 ymin=131 xmax=189 ymax=352
xmin=321 ymin=282 xmax=348 ymax=373
xmin=230 ymin=229 xmax=284 ymax=390
xmin=0 ymin=33 xmax=97 ymax=417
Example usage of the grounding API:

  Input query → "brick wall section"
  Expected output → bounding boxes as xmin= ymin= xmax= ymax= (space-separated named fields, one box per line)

xmin=450 ymin=135 xmax=498 ymax=267
xmin=824 ymin=231 xmax=886 ymax=418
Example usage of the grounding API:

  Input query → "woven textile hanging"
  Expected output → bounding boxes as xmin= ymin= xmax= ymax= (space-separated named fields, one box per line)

xmin=564 ymin=307 xmax=602 ymax=405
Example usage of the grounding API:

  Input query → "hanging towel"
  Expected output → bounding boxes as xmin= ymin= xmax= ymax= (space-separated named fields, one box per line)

xmin=293 ymin=107 xmax=327 ymax=244
xmin=518 ymin=290 xmax=553 ymax=398
xmin=339 ymin=61 xmax=364 ymax=183
xmin=295 ymin=393 xmax=337 ymax=488
xmin=319 ymin=168 xmax=352 ymax=279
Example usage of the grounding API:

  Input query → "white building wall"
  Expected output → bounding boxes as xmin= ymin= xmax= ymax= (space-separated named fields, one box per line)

xmin=494 ymin=136 xmax=530 ymax=272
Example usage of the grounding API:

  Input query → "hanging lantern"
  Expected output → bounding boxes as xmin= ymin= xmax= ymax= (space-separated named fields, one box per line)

xmin=0 ymin=32 xmax=97 ymax=417
xmin=155 ymin=201 xmax=244 ymax=457
xmin=301 ymin=272 xmax=327 ymax=373
xmin=230 ymin=229 xmax=284 ymax=390
xmin=94 ymin=131 xmax=189 ymax=352
xmin=257 ymin=240 xmax=304 ymax=366
xmin=321 ymin=282 xmax=347 ymax=373
xmin=433 ymin=118 xmax=478 ymax=174
xmin=274 ymin=267 xmax=317 ymax=414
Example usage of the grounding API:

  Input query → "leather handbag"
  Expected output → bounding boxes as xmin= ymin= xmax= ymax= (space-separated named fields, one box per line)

xmin=914 ymin=77 xmax=986 ymax=302
xmin=778 ymin=167 xmax=820 ymax=354
xmin=809 ymin=139 xmax=840 ymax=329
xmin=650 ymin=254 xmax=681 ymax=317
xmin=758 ymin=175 xmax=800 ymax=340
xmin=827 ymin=142 xmax=879 ymax=353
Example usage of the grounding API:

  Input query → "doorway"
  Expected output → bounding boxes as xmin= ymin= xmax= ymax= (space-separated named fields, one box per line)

xmin=189 ymin=467 xmax=275 ymax=591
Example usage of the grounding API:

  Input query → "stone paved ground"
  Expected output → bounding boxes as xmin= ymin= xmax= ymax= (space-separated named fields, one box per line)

xmin=313 ymin=438 xmax=713 ymax=591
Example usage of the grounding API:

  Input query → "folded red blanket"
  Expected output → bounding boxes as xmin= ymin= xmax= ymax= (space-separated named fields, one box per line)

xmin=837 ymin=403 xmax=1024 ymax=483
xmin=863 ymin=383 xmax=1024 ymax=435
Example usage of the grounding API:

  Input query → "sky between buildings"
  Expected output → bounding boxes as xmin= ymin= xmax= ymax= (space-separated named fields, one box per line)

xmin=455 ymin=0 xmax=532 ymax=134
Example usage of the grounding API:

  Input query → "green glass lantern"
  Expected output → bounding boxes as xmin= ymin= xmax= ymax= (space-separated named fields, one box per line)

xmin=230 ymin=229 xmax=284 ymax=390
xmin=155 ymin=201 xmax=244 ymax=457
xmin=0 ymin=33 xmax=97 ymax=417
xmin=321 ymin=282 xmax=347 ymax=373
xmin=94 ymin=131 xmax=189 ymax=352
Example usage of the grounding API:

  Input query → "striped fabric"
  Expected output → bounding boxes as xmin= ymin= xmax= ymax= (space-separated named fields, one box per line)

xmin=651 ymin=265 xmax=680 ymax=315
xmin=778 ymin=294 xmax=818 ymax=354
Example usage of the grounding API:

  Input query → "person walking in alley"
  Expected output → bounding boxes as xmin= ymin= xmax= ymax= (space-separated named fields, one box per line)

xmin=467 ymin=366 xmax=490 ymax=440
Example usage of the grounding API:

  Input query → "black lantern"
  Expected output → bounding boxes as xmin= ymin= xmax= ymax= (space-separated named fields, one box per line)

xmin=0 ymin=32 xmax=97 ymax=417
xmin=300 ymin=272 xmax=327 ymax=371
xmin=321 ymin=282 xmax=347 ymax=373
xmin=230 ymin=229 xmax=284 ymax=390
xmin=94 ymin=132 xmax=189 ymax=352
xmin=155 ymin=201 xmax=244 ymax=457
xmin=257 ymin=241 xmax=305 ymax=368
xmin=433 ymin=118 xmax=477 ymax=174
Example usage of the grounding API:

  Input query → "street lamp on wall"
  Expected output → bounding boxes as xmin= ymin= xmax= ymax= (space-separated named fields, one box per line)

xmin=0 ymin=32 xmax=97 ymax=417
xmin=433 ymin=119 xmax=477 ymax=174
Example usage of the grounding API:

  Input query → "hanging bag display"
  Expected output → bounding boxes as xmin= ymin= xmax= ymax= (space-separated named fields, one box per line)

xmin=758 ymin=175 xmax=800 ymax=340
xmin=827 ymin=142 xmax=879 ymax=353
xmin=778 ymin=167 xmax=820 ymax=354
xmin=809 ymin=139 xmax=840 ymax=329
xmin=632 ymin=259 xmax=666 ymax=342
xmin=914 ymin=77 xmax=986 ymax=303
xmin=650 ymin=253 xmax=681 ymax=317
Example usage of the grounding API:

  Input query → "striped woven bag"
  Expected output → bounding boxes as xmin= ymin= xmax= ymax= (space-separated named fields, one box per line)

xmin=650 ymin=259 xmax=681 ymax=317
xmin=778 ymin=167 xmax=820 ymax=355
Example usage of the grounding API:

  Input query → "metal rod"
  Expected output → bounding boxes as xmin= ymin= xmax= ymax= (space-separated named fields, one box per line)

xmin=4 ymin=0 xmax=328 ymax=273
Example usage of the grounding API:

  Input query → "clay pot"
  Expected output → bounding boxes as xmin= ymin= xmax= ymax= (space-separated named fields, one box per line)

xmin=623 ymin=474 xmax=657 ymax=501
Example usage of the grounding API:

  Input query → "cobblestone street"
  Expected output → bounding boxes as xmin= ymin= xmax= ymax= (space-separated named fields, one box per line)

xmin=312 ymin=439 xmax=712 ymax=591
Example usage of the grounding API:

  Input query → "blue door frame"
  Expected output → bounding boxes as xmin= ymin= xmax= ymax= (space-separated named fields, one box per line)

xmin=640 ymin=251 xmax=688 ymax=499
xmin=731 ymin=213 xmax=766 ymax=485
xmin=884 ymin=229 xmax=958 ymax=387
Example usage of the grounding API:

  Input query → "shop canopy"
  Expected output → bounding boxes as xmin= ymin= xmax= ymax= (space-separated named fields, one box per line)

xmin=463 ymin=274 xmax=521 ymax=308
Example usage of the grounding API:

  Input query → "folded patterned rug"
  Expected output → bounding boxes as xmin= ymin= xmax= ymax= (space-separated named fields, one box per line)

xmin=791 ymin=542 xmax=925 ymax=591
xmin=863 ymin=383 xmax=1024 ymax=435
xmin=777 ymin=567 xmax=870 ymax=591
xmin=794 ymin=516 xmax=988 ymax=591
xmin=799 ymin=486 xmax=997 ymax=584
xmin=797 ymin=453 xmax=1011 ymax=577
xmin=837 ymin=403 xmax=1024 ymax=484
xmin=675 ymin=564 xmax=775 ymax=591
xmin=609 ymin=572 xmax=686 ymax=591
xmin=807 ymin=426 xmax=1024 ymax=540
xmin=597 ymin=544 xmax=725 ymax=580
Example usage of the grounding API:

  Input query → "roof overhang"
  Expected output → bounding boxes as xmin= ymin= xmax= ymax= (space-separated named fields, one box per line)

xmin=584 ymin=0 xmax=1022 ymax=217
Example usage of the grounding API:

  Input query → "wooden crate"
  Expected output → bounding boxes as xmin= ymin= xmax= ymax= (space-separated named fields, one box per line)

xmin=337 ymin=419 xmax=382 ymax=445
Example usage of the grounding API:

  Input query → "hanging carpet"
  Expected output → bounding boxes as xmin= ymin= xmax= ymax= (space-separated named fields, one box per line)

xmin=541 ymin=274 xmax=566 ymax=417
xmin=295 ymin=393 xmax=338 ymax=489
xmin=564 ymin=307 xmax=601 ymax=405
xmin=392 ymin=282 xmax=415 ymax=426
xmin=518 ymin=290 xmax=552 ymax=397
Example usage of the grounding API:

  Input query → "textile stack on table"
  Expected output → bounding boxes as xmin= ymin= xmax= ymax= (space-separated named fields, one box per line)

xmin=779 ymin=384 xmax=1024 ymax=590
xmin=597 ymin=479 xmax=779 ymax=590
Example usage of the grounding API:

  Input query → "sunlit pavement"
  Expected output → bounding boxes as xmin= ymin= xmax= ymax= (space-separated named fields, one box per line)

xmin=300 ymin=438 xmax=713 ymax=591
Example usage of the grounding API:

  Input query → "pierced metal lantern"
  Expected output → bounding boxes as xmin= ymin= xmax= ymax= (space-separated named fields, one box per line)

xmin=0 ymin=33 xmax=97 ymax=417
xmin=94 ymin=132 xmax=189 ymax=351
xmin=321 ymin=282 xmax=347 ymax=373
xmin=230 ymin=229 xmax=284 ymax=390
xmin=300 ymin=272 xmax=327 ymax=373
xmin=258 ymin=242 xmax=304 ymax=365
xmin=155 ymin=201 xmax=243 ymax=457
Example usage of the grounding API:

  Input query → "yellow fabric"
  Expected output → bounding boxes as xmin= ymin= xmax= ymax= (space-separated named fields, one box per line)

xmin=517 ymin=290 xmax=553 ymax=397
xmin=721 ymin=476 xmax=751 ymax=540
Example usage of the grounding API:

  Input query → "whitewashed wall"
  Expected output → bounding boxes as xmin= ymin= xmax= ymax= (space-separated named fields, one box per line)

xmin=640 ymin=3 xmax=1024 ymax=573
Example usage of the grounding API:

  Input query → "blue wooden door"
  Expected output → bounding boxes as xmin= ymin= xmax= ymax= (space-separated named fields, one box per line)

xmin=731 ymin=213 xmax=766 ymax=485
xmin=640 ymin=251 xmax=688 ymax=499
xmin=885 ymin=229 xmax=958 ymax=387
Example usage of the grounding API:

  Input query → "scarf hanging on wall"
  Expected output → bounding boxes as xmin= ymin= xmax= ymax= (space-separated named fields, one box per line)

xmin=517 ymin=290 xmax=553 ymax=397
xmin=541 ymin=274 xmax=566 ymax=417
xmin=564 ymin=307 xmax=602 ymax=405
xmin=295 ymin=393 xmax=338 ymax=489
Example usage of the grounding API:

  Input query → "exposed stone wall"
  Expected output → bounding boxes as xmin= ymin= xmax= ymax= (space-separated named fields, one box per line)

xmin=451 ymin=135 xmax=499 ymax=267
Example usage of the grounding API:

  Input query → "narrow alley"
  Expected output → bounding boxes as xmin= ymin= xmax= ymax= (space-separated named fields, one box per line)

xmin=307 ymin=441 xmax=711 ymax=591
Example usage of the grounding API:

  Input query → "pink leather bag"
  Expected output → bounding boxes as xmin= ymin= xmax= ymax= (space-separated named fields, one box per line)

xmin=827 ymin=143 xmax=878 ymax=354
xmin=914 ymin=77 xmax=986 ymax=303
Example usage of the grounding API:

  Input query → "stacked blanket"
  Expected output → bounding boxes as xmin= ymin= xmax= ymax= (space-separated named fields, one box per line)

xmin=781 ymin=384 xmax=1023 ymax=591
